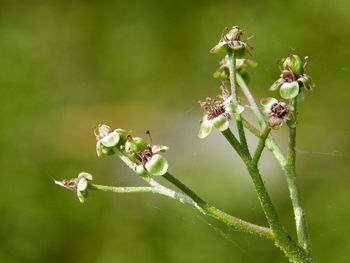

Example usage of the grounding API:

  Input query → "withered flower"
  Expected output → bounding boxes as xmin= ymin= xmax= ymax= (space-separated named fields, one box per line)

xmin=260 ymin=97 xmax=295 ymax=128
xmin=198 ymin=86 xmax=244 ymax=138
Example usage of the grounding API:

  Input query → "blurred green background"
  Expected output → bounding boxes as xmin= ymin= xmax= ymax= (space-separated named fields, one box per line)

xmin=1 ymin=0 xmax=349 ymax=262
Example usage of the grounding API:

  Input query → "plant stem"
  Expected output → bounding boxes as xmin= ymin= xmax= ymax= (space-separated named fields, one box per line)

xmin=112 ymin=148 xmax=273 ymax=239
xmin=287 ymin=98 xmax=310 ymax=252
xmin=236 ymin=74 xmax=287 ymax=166
xmin=221 ymin=128 xmax=314 ymax=263
xmin=162 ymin=172 xmax=273 ymax=239
xmin=252 ymin=127 xmax=271 ymax=166
xmin=227 ymin=50 xmax=249 ymax=156
xmin=237 ymin=76 xmax=310 ymax=251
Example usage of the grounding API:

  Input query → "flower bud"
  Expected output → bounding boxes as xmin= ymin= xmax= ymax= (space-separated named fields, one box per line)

xmin=283 ymin=54 xmax=303 ymax=75
xmin=125 ymin=137 xmax=148 ymax=153
xmin=145 ymin=154 xmax=168 ymax=176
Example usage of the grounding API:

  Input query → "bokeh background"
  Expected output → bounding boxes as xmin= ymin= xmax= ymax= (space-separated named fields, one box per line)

xmin=1 ymin=0 xmax=349 ymax=262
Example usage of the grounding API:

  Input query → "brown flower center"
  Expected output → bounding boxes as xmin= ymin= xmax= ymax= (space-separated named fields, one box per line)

xmin=270 ymin=103 xmax=289 ymax=119
xmin=199 ymin=86 xmax=230 ymax=120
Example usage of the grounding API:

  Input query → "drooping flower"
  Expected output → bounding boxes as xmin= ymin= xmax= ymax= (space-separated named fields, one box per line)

xmin=54 ymin=172 xmax=93 ymax=203
xmin=198 ymin=85 xmax=244 ymax=138
xmin=260 ymin=97 xmax=295 ymax=128
xmin=270 ymin=54 xmax=315 ymax=100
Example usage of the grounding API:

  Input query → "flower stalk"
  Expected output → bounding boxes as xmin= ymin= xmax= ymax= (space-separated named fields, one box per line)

xmin=55 ymin=26 xmax=317 ymax=263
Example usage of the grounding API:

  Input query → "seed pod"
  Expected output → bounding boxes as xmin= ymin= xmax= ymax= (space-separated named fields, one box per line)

xmin=135 ymin=165 xmax=147 ymax=176
xmin=77 ymin=178 xmax=88 ymax=192
xmin=125 ymin=137 xmax=148 ymax=152
xmin=280 ymin=81 xmax=300 ymax=100
xmin=77 ymin=190 xmax=88 ymax=204
xmin=283 ymin=54 xmax=303 ymax=75
xmin=101 ymin=131 xmax=120 ymax=147
xmin=145 ymin=154 xmax=168 ymax=176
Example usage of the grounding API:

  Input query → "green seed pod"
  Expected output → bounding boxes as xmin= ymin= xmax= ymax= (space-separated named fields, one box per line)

xmin=280 ymin=81 xmax=300 ymax=100
xmin=283 ymin=54 xmax=303 ymax=75
xmin=77 ymin=178 xmax=88 ymax=192
xmin=135 ymin=165 xmax=148 ymax=176
xmin=125 ymin=137 xmax=148 ymax=153
xmin=145 ymin=154 xmax=168 ymax=176
xmin=77 ymin=190 xmax=88 ymax=204
xmin=101 ymin=131 xmax=120 ymax=147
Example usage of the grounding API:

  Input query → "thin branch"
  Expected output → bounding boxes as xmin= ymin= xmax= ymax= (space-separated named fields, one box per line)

xmin=112 ymin=148 xmax=273 ymax=239
xmin=287 ymin=98 xmax=311 ymax=253
xmin=252 ymin=127 xmax=271 ymax=167
xmin=228 ymin=50 xmax=250 ymax=156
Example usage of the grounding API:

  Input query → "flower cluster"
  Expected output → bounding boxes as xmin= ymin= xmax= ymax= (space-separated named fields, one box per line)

xmin=54 ymin=172 xmax=93 ymax=203
xmin=94 ymin=124 xmax=169 ymax=176
xmin=270 ymin=54 xmax=315 ymax=100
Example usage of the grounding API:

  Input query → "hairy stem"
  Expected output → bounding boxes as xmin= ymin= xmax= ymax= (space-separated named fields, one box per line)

xmin=237 ymin=76 xmax=310 ymax=251
xmin=287 ymin=98 xmax=310 ymax=252
xmin=252 ymin=127 xmax=271 ymax=166
xmin=112 ymin=148 xmax=273 ymax=239
xmin=228 ymin=50 xmax=249 ymax=156
xmin=163 ymin=172 xmax=273 ymax=239
xmin=221 ymin=128 xmax=314 ymax=263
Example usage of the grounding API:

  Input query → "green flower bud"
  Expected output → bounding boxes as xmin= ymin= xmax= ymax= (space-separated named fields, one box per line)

xmin=125 ymin=137 xmax=148 ymax=153
xmin=145 ymin=154 xmax=168 ymax=176
xmin=283 ymin=54 xmax=303 ymax=75
xmin=280 ymin=81 xmax=300 ymax=100
xmin=101 ymin=131 xmax=120 ymax=147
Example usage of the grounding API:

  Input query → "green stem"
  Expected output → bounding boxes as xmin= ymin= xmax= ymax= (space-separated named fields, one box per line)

xmin=227 ymin=50 xmax=249 ymax=156
xmin=221 ymin=128 xmax=313 ymax=263
xmin=236 ymin=75 xmax=287 ymax=166
xmin=112 ymin=148 xmax=273 ymax=239
xmin=163 ymin=172 xmax=273 ymax=239
xmin=237 ymin=76 xmax=311 ymax=252
xmin=252 ymin=127 xmax=271 ymax=166
xmin=287 ymin=98 xmax=310 ymax=253
xmin=221 ymin=128 xmax=251 ymax=164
